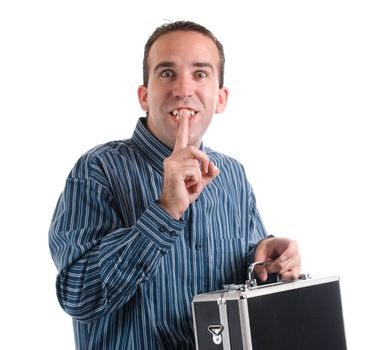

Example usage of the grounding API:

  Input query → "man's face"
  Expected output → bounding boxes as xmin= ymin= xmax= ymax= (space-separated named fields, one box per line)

xmin=138 ymin=31 xmax=228 ymax=149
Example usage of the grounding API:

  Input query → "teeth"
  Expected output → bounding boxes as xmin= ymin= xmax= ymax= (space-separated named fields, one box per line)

xmin=171 ymin=109 xmax=196 ymax=119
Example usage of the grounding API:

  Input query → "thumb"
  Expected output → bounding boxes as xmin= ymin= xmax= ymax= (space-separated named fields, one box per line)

xmin=253 ymin=237 xmax=275 ymax=281
xmin=253 ymin=263 xmax=271 ymax=282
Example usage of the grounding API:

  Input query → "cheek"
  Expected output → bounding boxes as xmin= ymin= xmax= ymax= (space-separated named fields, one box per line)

xmin=146 ymin=83 xmax=159 ymax=105
xmin=202 ymin=87 xmax=220 ymax=110
xmin=195 ymin=116 xmax=212 ymax=137
xmin=146 ymin=92 xmax=154 ymax=109
xmin=147 ymin=87 xmax=169 ymax=110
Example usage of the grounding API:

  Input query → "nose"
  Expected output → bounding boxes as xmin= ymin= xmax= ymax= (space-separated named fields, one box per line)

xmin=172 ymin=75 xmax=194 ymax=98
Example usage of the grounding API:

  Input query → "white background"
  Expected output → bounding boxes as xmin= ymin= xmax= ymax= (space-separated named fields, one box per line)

xmin=1 ymin=1 xmax=377 ymax=349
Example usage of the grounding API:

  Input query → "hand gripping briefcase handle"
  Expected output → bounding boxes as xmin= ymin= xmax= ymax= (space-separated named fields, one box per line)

xmin=224 ymin=261 xmax=310 ymax=292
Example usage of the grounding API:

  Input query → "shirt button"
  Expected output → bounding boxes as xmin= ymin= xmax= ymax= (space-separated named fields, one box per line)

xmin=158 ymin=225 xmax=166 ymax=232
xmin=195 ymin=243 xmax=202 ymax=250
xmin=170 ymin=230 xmax=176 ymax=236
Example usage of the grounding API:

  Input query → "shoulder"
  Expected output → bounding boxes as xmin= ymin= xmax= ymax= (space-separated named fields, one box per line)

xmin=69 ymin=139 xmax=134 ymax=179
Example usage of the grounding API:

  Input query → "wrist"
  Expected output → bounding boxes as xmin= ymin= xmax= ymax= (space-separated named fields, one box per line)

xmin=157 ymin=200 xmax=183 ymax=220
xmin=263 ymin=234 xmax=275 ymax=240
xmin=256 ymin=234 xmax=275 ymax=252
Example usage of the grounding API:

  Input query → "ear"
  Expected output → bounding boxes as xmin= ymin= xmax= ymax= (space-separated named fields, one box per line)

xmin=137 ymin=85 xmax=149 ymax=112
xmin=215 ymin=86 xmax=229 ymax=113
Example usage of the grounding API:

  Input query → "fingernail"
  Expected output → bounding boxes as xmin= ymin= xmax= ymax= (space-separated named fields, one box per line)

xmin=280 ymin=255 xmax=288 ymax=262
xmin=259 ymin=273 xmax=266 ymax=282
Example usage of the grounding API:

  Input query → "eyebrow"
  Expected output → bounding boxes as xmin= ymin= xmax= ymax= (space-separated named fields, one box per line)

xmin=153 ymin=61 xmax=175 ymax=74
xmin=153 ymin=61 xmax=214 ymax=74
xmin=193 ymin=62 xmax=214 ymax=72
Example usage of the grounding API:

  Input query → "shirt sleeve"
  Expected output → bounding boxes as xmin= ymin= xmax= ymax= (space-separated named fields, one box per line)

xmin=246 ymin=182 xmax=268 ymax=265
xmin=49 ymin=173 xmax=185 ymax=323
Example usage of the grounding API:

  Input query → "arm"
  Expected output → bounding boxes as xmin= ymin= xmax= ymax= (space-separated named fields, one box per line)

xmin=49 ymin=111 xmax=218 ymax=323
xmin=49 ymin=176 xmax=185 ymax=323
xmin=245 ymin=181 xmax=268 ymax=266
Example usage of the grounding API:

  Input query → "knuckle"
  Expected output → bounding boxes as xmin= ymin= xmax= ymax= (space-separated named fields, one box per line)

xmin=190 ymin=159 xmax=200 ymax=168
xmin=164 ymin=155 xmax=174 ymax=164
xmin=163 ymin=158 xmax=173 ymax=170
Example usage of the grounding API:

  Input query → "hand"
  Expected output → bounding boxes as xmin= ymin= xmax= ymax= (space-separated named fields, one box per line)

xmin=159 ymin=110 xmax=220 ymax=220
xmin=254 ymin=237 xmax=301 ymax=281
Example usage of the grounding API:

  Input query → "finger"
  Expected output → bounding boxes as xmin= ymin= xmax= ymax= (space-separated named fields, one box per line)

xmin=207 ymin=161 xmax=219 ymax=176
xmin=280 ymin=240 xmax=298 ymax=260
xmin=280 ymin=265 xmax=301 ymax=281
xmin=276 ymin=241 xmax=299 ymax=271
xmin=172 ymin=146 xmax=212 ymax=177
xmin=280 ymin=254 xmax=301 ymax=275
xmin=201 ymin=162 xmax=220 ymax=186
xmin=254 ymin=265 xmax=269 ymax=282
xmin=173 ymin=110 xmax=190 ymax=151
xmin=267 ymin=253 xmax=301 ymax=277
xmin=183 ymin=161 xmax=202 ymax=186
xmin=267 ymin=239 xmax=297 ymax=266
xmin=170 ymin=159 xmax=202 ymax=194
xmin=186 ymin=180 xmax=203 ymax=194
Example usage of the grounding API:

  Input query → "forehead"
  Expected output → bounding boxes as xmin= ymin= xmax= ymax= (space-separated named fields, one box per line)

xmin=148 ymin=31 xmax=220 ymax=67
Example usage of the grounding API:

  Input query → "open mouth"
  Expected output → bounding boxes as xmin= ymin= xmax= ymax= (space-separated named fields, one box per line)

xmin=169 ymin=109 xmax=197 ymax=119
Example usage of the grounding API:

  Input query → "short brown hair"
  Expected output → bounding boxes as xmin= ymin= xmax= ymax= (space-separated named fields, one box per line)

xmin=143 ymin=21 xmax=225 ymax=88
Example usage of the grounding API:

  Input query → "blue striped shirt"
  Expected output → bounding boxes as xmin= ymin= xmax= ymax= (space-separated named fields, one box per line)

xmin=49 ymin=117 xmax=267 ymax=349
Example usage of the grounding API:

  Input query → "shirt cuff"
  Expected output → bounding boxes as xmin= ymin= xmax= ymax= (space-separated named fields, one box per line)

xmin=135 ymin=201 xmax=186 ymax=250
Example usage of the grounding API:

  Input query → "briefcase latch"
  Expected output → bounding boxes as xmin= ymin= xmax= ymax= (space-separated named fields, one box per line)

xmin=208 ymin=325 xmax=224 ymax=345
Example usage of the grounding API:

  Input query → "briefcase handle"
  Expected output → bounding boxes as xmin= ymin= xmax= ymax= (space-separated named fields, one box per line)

xmin=247 ymin=261 xmax=275 ymax=288
xmin=246 ymin=261 xmax=311 ymax=289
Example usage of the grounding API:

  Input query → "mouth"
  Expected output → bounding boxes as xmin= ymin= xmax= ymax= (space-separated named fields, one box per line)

xmin=169 ymin=108 xmax=197 ymax=119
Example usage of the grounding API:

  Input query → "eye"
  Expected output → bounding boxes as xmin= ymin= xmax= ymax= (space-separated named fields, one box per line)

xmin=160 ymin=70 xmax=175 ymax=78
xmin=194 ymin=71 xmax=207 ymax=79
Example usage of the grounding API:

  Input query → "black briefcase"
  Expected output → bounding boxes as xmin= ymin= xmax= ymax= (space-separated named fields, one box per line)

xmin=192 ymin=262 xmax=347 ymax=350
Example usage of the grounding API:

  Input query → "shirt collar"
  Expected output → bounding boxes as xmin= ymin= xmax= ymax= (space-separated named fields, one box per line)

xmin=131 ymin=117 xmax=205 ymax=175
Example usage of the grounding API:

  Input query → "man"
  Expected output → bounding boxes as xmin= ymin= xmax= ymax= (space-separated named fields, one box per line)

xmin=49 ymin=21 xmax=301 ymax=349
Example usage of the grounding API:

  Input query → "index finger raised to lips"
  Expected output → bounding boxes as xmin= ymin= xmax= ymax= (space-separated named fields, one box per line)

xmin=173 ymin=110 xmax=189 ymax=151
xmin=172 ymin=109 xmax=210 ymax=172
